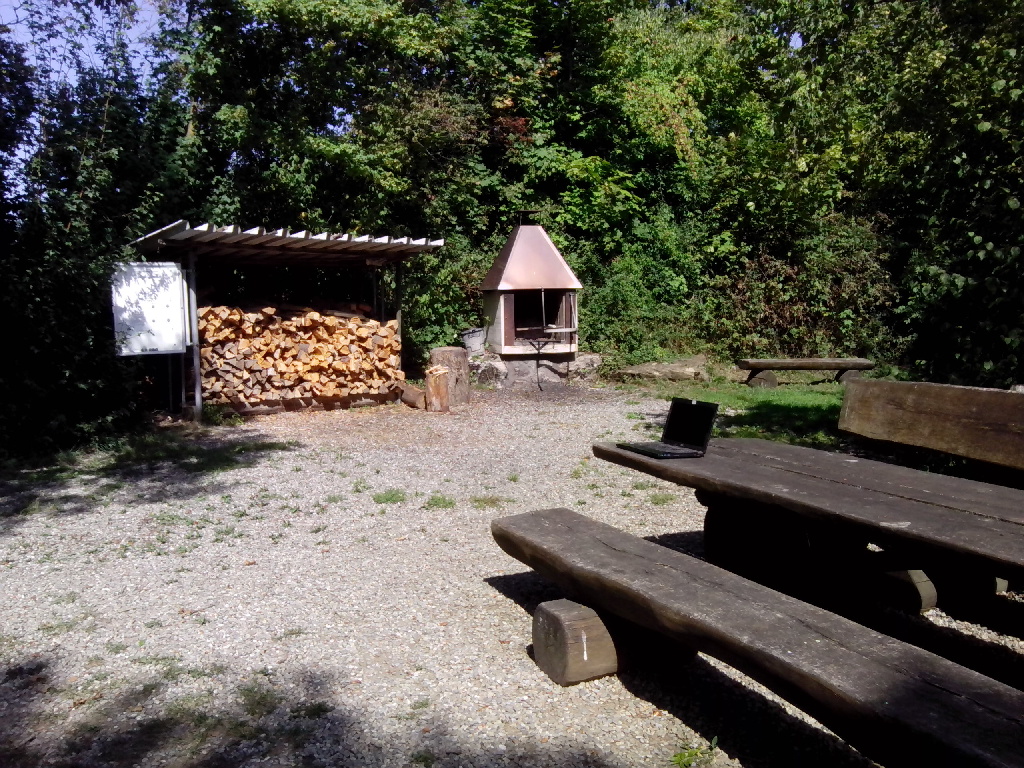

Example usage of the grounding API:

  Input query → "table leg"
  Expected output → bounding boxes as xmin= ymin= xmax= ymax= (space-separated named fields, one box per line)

xmin=699 ymin=492 xmax=810 ymax=586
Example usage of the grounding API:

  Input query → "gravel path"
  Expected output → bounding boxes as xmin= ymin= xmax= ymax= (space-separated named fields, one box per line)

xmin=1 ymin=386 xmax=1018 ymax=768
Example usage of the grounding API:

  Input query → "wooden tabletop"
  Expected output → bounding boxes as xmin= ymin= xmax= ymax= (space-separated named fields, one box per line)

xmin=593 ymin=438 xmax=1024 ymax=581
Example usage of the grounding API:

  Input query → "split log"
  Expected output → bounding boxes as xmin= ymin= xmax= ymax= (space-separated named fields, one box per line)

xmin=429 ymin=346 xmax=470 ymax=406
xmin=425 ymin=365 xmax=450 ymax=413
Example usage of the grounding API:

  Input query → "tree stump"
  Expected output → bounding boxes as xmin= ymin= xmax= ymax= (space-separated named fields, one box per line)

xmin=532 ymin=599 xmax=618 ymax=685
xmin=429 ymin=346 xmax=470 ymax=406
xmin=424 ymin=365 xmax=450 ymax=413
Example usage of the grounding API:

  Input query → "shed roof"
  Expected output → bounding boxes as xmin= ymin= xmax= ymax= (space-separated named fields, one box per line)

xmin=480 ymin=225 xmax=582 ymax=291
xmin=132 ymin=220 xmax=444 ymax=266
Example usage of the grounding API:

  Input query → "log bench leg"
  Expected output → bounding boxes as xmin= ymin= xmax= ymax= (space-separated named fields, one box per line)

xmin=532 ymin=599 xmax=698 ymax=685
xmin=836 ymin=369 xmax=863 ymax=383
xmin=803 ymin=533 xmax=939 ymax=613
xmin=927 ymin=569 xmax=1009 ymax=608
xmin=533 ymin=599 xmax=619 ymax=685
xmin=701 ymin=497 xmax=938 ymax=613
xmin=745 ymin=370 xmax=778 ymax=388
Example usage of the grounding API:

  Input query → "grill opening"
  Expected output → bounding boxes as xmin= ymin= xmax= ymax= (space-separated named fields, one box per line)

xmin=505 ymin=289 xmax=576 ymax=346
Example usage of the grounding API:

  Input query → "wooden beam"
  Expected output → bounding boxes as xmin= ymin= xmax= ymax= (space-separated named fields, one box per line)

xmin=738 ymin=358 xmax=874 ymax=371
xmin=839 ymin=380 xmax=1024 ymax=470
xmin=491 ymin=508 xmax=1024 ymax=768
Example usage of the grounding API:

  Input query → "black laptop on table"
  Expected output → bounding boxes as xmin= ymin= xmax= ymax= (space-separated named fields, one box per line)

xmin=616 ymin=398 xmax=719 ymax=459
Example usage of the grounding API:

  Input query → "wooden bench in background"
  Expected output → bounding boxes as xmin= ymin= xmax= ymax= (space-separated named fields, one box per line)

xmin=594 ymin=379 xmax=1024 ymax=612
xmin=492 ymin=508 xmax=1024 ymax=768
xmin=738 ymin=357 xmax=874 ymax=387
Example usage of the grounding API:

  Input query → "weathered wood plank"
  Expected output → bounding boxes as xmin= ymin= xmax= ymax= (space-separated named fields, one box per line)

xmin=839 ymin=380 xmax=1024 ymax=470
xmin=709 ymin=438 xmax=1024 ymax=525
xmin=492 ymin=508 xmax=1024 ymax=768
xmin=738 ymin=357 xmax=875 ymax=371
xmin=592 ymin=442 xmax=1024 ymax=582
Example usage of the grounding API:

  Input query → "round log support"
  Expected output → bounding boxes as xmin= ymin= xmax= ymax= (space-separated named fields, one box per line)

xmin=879 ymin=568 xmax=938 ymax=613
xmin=702 ymin=495 xmax=939 ymax=613
xmin=836 ymin=369 xmax=863 ymax=383
xmin=745 ymin=370 xmax=778 ymax=388
xmin=532 ymin=599 xmax=618 ymax=686
xmin=928 ymin=568 xmax=1009 ymax=609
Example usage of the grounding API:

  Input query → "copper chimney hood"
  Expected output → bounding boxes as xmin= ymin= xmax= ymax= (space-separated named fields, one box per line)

xmin=481 ymin=216 xmax=581 ymax=357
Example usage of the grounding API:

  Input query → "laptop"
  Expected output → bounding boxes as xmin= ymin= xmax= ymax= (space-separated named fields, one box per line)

xmin=616 ymin=398 xmax=719 ymax=459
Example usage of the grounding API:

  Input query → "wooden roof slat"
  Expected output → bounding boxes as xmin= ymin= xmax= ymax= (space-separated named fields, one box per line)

xmin=131 ymin=221 xmax=443 ymax=265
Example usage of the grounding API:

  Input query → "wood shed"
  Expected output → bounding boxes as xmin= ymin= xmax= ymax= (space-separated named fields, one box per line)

xmin=126 ymin=220 xmax=444 ymax=416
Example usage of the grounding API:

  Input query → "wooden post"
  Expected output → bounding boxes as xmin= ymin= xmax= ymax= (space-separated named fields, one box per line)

xmin=187 ymin=250 xmax=202 ymax=422
xmin=429 ymin=347 xmax=470 ymax=406
xmin=533 ymin=599 xmax=618 ymax=686
xmin=425 ymin=365 xmax=450 ymax=412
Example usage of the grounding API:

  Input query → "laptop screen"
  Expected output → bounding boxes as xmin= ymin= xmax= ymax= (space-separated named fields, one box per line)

xmin=663 ymin=398 xmax=719 ymax=448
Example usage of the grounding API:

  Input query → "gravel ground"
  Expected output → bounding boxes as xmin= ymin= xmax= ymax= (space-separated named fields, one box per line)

xmin=1 ymin=385 xmax=1020 ymax=768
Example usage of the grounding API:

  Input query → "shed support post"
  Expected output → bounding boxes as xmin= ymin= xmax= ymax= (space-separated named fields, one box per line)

xmin=395 ymin=263 xmax=404 ymax=371
xmin=187 ymin=250 xmax=201 ymax=422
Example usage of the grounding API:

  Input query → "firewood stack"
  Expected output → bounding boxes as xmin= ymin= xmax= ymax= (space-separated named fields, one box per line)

xmin=198 ymin=306 xmax=404 ymax=410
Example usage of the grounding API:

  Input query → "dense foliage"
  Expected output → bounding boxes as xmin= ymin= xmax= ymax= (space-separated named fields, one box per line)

xmin=1 ymin=0 xmax=1021 ymax=454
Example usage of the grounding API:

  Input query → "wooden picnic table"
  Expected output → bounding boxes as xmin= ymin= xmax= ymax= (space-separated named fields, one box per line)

xmin=593 ymin=437 xmax=1024 ymax=609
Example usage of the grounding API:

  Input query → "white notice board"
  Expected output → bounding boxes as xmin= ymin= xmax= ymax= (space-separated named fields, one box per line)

xmin=112 ymin=262 xmax=189 ymax=356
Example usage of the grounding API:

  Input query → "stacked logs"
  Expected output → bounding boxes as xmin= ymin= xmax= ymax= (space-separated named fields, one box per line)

xmin=198 ymin=306 xmax=404 ymax=410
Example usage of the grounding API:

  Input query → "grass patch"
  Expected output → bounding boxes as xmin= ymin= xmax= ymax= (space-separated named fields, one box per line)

xmin=352 ymin=479 xmax=370 ymax=493
xmin=238 ymin=679 xmax=281 ymax=719
xmin=470 ymin=495 xmax=505 ymax=510
xmin=39 ymin=618 xmax=80 ymax=635
xmin=637 ymin=379 xmax=845 ymax=449
xmin=671 ymin=736 xmax=718 ymax=767
xmin=373 ymin=488 xmax=406 ymax=504
xmin=649 ymin=492 xmax=676 ymax=506
xmin=424 ymin=494 xmax=455 ymax=509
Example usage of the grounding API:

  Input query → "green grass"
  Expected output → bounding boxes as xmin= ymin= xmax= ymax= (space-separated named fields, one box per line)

xmin=372 ymin=488 xmax=407 ymax=504
xmin=649 ymin=492 xmax=676 ymax=506
xmin=635 ymin=379 xmax=845 ymax=449
xmin=424 ymin=493 xmax=456 ymax=509
xmin=470 ymin=495 xmax=506 ymax=509
xmin=238 ymin=679 xmax=281 ymax=719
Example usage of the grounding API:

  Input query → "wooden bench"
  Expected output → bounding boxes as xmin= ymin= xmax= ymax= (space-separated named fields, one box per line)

xmin=594 ymin=379 xmax=1024 ymax=612
xmin=737 ymin=357 xmax=874 ymax=387
xmin=492 ymin=508 xmax=1024 ymax=768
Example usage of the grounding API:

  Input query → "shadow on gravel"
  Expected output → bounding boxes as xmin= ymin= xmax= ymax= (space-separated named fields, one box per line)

xmin=0 ymin=426 xmax=298 ymax=537
xmin=485 ymin=571 xmax=874 ymax=768
xmin=0 ymin=654 xmax=627 ymax=768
